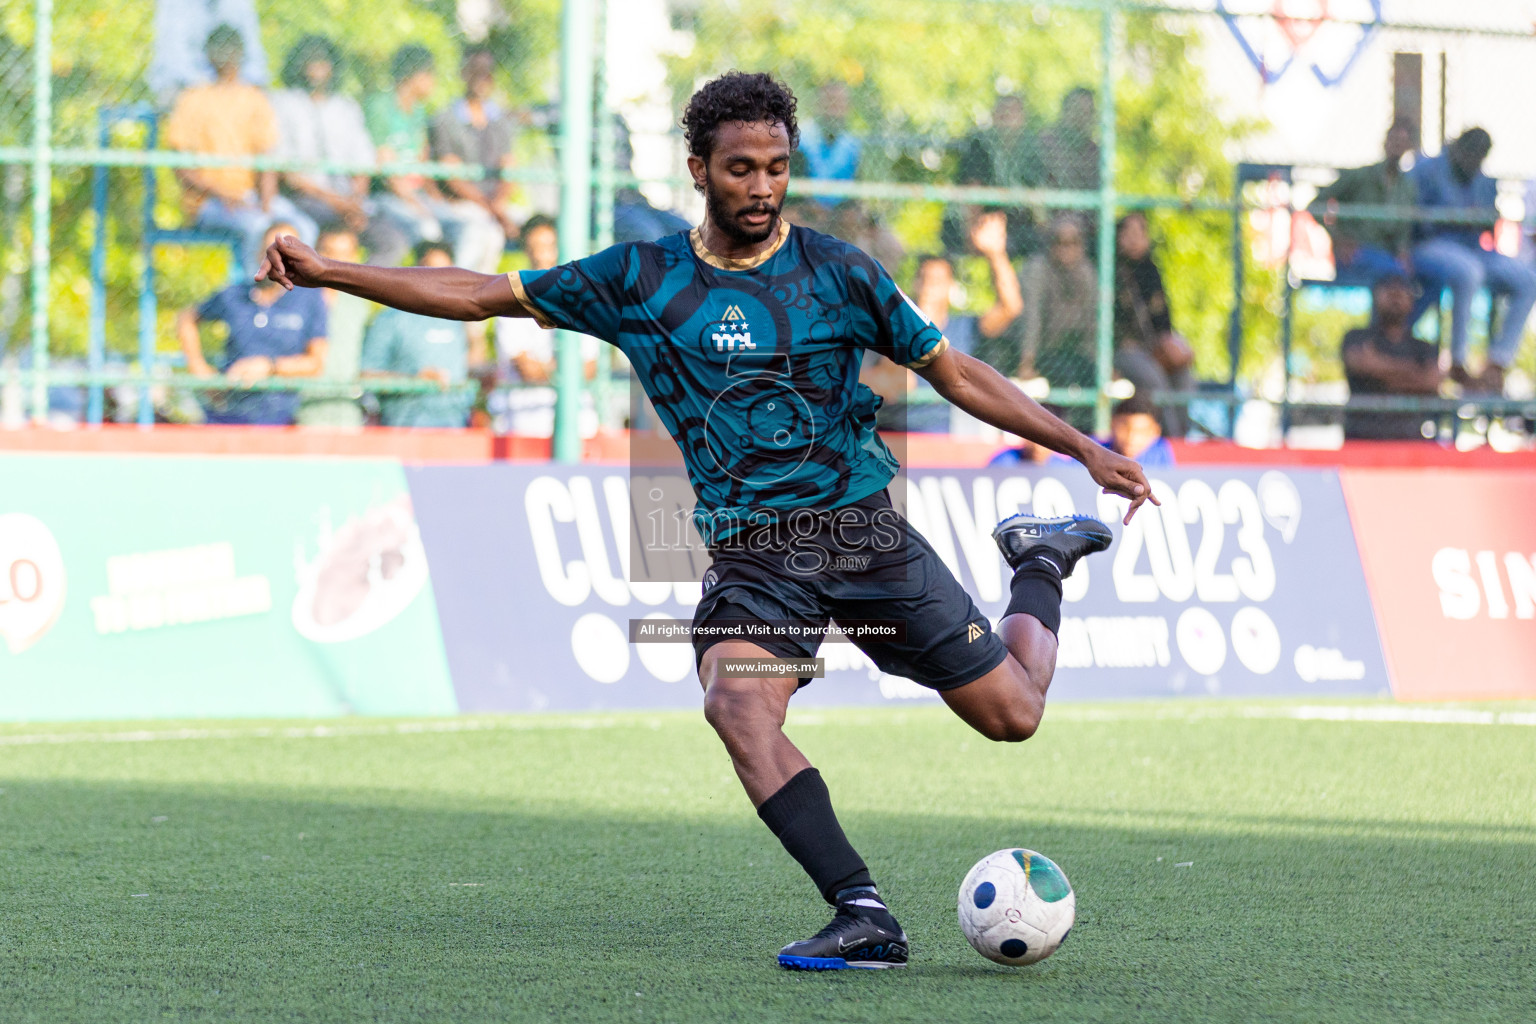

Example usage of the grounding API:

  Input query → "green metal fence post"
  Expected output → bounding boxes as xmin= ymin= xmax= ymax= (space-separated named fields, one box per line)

xmin=1093 ymin=2 xmax=1119 ymax=436
xmin=555 ymin=0 xmax=595 ymax=463
xmin=592 ymin=0 xmax=614 ymax=431
xmin=28 ymin=0 xmax=53 ymax=423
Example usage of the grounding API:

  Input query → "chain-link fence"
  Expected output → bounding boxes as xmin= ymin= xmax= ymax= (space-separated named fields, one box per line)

xmin=3 ymin=0 xmax=1535 ymax=451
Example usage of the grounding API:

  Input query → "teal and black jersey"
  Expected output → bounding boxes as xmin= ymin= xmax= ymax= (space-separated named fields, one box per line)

xmin=509 ymin=220 xmax=949 ymax=544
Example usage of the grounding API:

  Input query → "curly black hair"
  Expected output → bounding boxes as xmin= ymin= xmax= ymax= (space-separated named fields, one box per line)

xmin=681 ymin=71 xmax=799 ymax=162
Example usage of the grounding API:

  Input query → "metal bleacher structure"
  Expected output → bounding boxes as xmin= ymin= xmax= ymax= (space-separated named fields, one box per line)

xmin=88 ymin=105 xmax=246 ymax=427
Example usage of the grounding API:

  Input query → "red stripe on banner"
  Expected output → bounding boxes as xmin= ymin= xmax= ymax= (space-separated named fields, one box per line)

xmin=1341 ymin=468 xmax=1536 ymax=701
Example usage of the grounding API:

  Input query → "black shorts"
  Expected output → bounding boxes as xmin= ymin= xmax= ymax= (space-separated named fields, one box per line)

xmin=691 ymin=488 xmax=1009 ymax=691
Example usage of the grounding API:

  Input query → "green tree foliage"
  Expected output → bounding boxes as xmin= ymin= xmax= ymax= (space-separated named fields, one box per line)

xmin=667 ymin=1 xmax=1276 ymax=385
xmin=3 ymin=0 xmax=558 ymax=362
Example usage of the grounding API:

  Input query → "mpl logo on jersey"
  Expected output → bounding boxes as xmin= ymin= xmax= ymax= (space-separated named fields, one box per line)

xmin=707 ymin=305 xmax=755 ymax=353
xmin=0 ymin=513 xmax=67 ymax=654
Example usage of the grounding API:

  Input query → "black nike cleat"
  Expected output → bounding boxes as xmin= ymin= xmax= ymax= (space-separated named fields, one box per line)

xmin=992 ymin=512 xmax=1113 ymax=576
xmin=777 ymin=904 xmax=909 ymax=970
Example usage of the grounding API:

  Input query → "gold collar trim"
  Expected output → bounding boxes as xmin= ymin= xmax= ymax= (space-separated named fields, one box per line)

xmin=689 ymin=218 xmax=790 ymax=271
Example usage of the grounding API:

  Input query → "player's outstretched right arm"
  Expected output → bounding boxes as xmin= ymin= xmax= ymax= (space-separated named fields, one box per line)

xmin=256 ymin=234 xmax=528 ymax=322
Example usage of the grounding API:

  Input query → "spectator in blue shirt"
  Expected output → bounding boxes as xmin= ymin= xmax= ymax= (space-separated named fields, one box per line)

xmin=360 ymin=242 xmax=472 ymax=428
xmin=1410 ymin=128 xmax=1536 ymax=395
xmin=178 ymin=222 xmax=328 ymax=425
xmin=989 ymin=395 xmax=1174 ymax=469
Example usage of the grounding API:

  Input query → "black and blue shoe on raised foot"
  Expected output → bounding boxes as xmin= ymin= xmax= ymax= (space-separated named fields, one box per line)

xmin=777 ymin=902 xmax=909 ymax=970
xmin=992 ymin=512 xmax=1113 ymax=576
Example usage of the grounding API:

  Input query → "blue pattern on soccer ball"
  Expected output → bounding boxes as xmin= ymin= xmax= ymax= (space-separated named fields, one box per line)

xmin=999 ymin=938 xmax=1029 ymax=958
xmin=972 ymin=881 xmax=995 ymax=908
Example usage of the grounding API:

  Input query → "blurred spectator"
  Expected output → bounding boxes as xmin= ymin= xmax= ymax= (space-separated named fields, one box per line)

xmin=1410 ymin=128 xmax=1536 ymax=395
xmin=868 ymin=212 xmax=1022 ymax=433
xmin=1018 ymin=214 xmax=1097 ymax=391
xmin=367 ymin=44 xmax=505 ymax=272
xmin=1107 ymin=394 xmax=1175 ymax=467
xmin=607 ymin=113 xmax=692 ymax=244
xmin=1113 ymin=212 xmax=1193 ymax=437
xmin=360 ymin=242 xmax=473 ymax=428
xmin=178 ymin=221 xmax=328 ymax=425
xmin=952 ymin=94 xmax=1046 ymax=256
xmin=829 ymin=201 xmax=905 ymax=273
xmin=430 ymin=46 xmax=518 ymax=268
xmin=1309 ymin=118 xmax=1417 ymax=290
xmin=271 ymin=36 xmax=409 ymax=267
xmin=163 ymin=26 xmax=316 ymax=271
xmin=297 ymin=228 xmax=371 ymax=429
xmin=149 ymin=0 xmax=266 ymax=103
xmin=492 ymin=216 xmax=600 ymax=436
xmin=1341 ymin=273 xmax=1443 ymax=441
xmin=797 ymin=81 xmax=863 ymax=183
xmin=1041 ymin=88 xmax=1099 ymax=192
xmin=988 ymin=395 xmax=1173 ymax=468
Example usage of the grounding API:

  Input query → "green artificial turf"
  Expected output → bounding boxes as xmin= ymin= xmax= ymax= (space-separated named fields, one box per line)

xmin=0 ymin=701 xmax=1532 ymax=1023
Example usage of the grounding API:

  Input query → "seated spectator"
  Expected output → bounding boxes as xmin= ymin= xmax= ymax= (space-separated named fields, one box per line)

xmin=270 ymin=36 xmax=409 ymax=268
xmin=1410 ymin=127 xmax=1536 ymax=395
xmin=360 ymin=242 xmax=474 ymax=428
xmin=988 ymin=395 xmax=1173 ymax=468
xmin=1041 ymin=88 xmax=1099 ymax=192
xmin=947 ymin=94 xmax=1046 ymax=257
xmin=430 ymin=45 xmax=518 ymax=271
xmin=1113 ymin=211 xmax=1194 ymax=437
xmin=1341 ymin=273 xmax=1444 ymax=441
xmin=608 ymin=114 xmax=691 ymax=244
xmin=1107 ymin=394 xmax=1175 ymax=468
xmin=178 ymin=221 xmax=327 ymax=425
xmin=163 ymin=25 xmax=316 ymax=271
xmin=149 ymin=0 xmax=266 ymax=103
xmin=867 ymin=212 xmax=1022 ymax=433
xmin=1018 ymin=212 xmax=1097 ymax=386
xmin=366 ymin=44 xmax=505 ymax=272
xmin=798 ymin=81 xmax=862 ymax=182
xmin=297 ymin=227 xmax=371 ymax=428
xmin=1309 ymin=118 xmax=1420 ymax=300
xmin=492 ymin=217 xmax=600 ymax=436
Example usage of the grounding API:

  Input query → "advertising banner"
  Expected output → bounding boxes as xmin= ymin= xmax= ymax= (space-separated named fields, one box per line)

xmin=409 ymin=464 xmax=1386 ymax=713
xmin=0 ymin=455 xmax=456 ymax=719
xmin=1341 ymin=469 xmax=1536 ymax=701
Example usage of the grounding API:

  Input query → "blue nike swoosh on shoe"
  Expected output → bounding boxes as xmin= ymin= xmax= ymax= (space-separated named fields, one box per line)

xmin=777 ymin=954 xmax=905 ymax=970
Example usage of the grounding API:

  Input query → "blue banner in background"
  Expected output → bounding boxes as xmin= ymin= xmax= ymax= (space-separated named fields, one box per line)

xmin=408 ymin=465 xmax=1387 ymax=713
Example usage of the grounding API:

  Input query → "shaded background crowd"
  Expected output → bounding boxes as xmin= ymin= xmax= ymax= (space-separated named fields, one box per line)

xmin=3 ymin=0 xmax=1535 ymax=458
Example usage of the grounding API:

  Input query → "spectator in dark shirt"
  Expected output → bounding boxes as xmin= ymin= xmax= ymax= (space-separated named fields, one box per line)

xmin=178 ymin=222 xmax=328 ymax=425
xmin=949 ymin=94 xmax=1046 ymax=257
xmin=1409 ymin=128 xmax=1536 ymax=394
xmin=1310 ymin=117 xmax=1418 ymax=291
xmin=1041 ymin=88 xmax=1099 ymax=192
xmin=1113 ymin=211 xmax=1194 ymax=437
xmin=430 ymin=45 xmax=518 ymax=269
xmin=1341 ymin=273 xmax=1443 ymax=440
xmin=863 ymin=212 xmax=1023 ymax=433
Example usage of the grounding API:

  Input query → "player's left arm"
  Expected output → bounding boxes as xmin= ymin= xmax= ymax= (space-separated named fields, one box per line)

xmin=915 ymin=346 xmax=1158 ymax=523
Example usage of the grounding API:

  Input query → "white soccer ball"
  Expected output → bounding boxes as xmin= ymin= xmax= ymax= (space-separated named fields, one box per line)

xmin=957 ymin=848 xmax=1076 ymax=965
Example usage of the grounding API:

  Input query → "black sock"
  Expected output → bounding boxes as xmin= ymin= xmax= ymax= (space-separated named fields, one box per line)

xmin=757 ymin=767 xmax=873 ymax=904
xmin=1004 ymin=562 xmax=1064 ymax=636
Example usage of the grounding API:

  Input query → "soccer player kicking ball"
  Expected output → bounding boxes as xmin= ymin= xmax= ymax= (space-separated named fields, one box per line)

xmin=259 ymin=72 xmax=1157 ymax=971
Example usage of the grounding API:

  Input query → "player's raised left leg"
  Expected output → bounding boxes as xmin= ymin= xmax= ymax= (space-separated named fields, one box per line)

xmin=941 ymin=513 xmax=1112 ymax=742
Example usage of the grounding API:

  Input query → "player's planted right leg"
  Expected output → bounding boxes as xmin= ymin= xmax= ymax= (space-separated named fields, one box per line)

xmin=698 ymin=642 xmax=908 ymax=970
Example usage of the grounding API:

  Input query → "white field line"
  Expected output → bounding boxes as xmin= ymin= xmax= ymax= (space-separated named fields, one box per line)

xmin=0 ymin=704 xmax=1530 ymax=749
